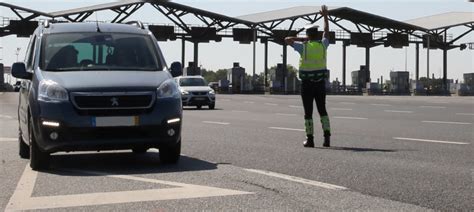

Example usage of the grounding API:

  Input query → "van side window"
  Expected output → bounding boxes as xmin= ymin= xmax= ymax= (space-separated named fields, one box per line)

xmin=25 ymin=35 xmax=37 ymax=71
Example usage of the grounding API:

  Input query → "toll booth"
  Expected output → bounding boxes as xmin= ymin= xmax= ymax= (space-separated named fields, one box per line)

xmin=269 ymin=64 xmax=284 ymax=93
xmin=227 ymin=62 xmax=245 ymax=93
xmin=0 ymin=63 xmax=4 ymax=86
xmin=351 ymin=65 xmax=368 ymax=90
xmin=184 ymin=62 xmax=201 ymax=76
xmin=218 ymin=79 xmax=230 ymax=92
xmin=459 ymin=73 xmax=474 ymax=96
xmin=390 ymin=71 xmax=410 ymax=94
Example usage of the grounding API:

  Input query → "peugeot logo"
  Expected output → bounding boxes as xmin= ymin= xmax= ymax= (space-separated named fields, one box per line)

xmin=110 ymin=97 xmax=119 ymax=107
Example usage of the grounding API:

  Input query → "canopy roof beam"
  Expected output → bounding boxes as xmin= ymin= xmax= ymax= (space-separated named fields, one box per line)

xmin=111 ymin=3 xmax=144 ymax=23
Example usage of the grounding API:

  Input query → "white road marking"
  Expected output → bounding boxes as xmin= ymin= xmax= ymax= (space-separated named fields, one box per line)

xmin=231 ymin=110 xmax=248 ymax=113
xmin=330 ymin=108 xmax=353 ymax=111
xmin=393 ymin=137 xmax=469 ymax=145
xmin=456 ymin=113 xmax=474 ymax=116
xmin=420 ymin=106 xmax=446 ymax=109
xmin=220 ymin=99 xmax=231 ymax=102
xmin=276 ymin=113 xmax=297 ymax=116
xmin=333 ymin=116 xmax=368 ymax=120
xmin=202 ymin=121 xmax=230 ymax=125
xmin=243 ymin=101 xmax=255 ymax=104
xmin=421 ymin=121 xmax=471 ymax=125
xmin=289 ymin=105 xmax=303 ymax=109
xmin=0 ymin=137 xmax=17 ymax=142
xmin=371 ymin=104 xmax=391 ymax=106
xmin=6 ymin=165 xmax=251 ymax=211
xmin=339 ymin=102 xmax=356 ymax=105
xmin=244 ymin=169 xmax=347 ymax=190
xmin=269 ymin=127 xmax=305 ymax=132
xmin=264 ymin=103 xmax=278 ymax=106
xmin=0 ymin=115 xmax=14 ymax=119
xmin=384 ymin=110 xmax=413 ymax=113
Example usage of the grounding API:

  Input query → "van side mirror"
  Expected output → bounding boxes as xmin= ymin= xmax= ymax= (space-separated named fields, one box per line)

xmin=169 ymin=61 xmax=183 ymax=78
xmin=11 ymin=62 xmax=32 ymax=80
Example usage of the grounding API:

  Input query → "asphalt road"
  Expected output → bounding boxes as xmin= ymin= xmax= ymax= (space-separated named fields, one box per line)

xmin=1 ymin=92 xmax=473 ymax=211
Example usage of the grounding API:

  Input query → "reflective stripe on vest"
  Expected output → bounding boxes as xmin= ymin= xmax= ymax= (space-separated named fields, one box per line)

xmin=299 ymin=41 xmax=326 ymax=71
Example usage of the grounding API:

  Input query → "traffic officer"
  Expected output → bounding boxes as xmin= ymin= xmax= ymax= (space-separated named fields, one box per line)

xmin=284 ymin=5 xmax=331 ymax=147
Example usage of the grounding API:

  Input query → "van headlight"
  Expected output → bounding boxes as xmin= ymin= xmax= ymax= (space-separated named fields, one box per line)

xmin=209 ymin=89 xmax=215 ymax=95
xmin=38 ymin=80 xmax=69 ymax=102
xmin=157 ymin=79 xmax=180 ymax=98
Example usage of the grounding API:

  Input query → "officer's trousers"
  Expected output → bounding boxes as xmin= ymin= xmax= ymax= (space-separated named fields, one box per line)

xmin=301 ymin=79 xmax=331 ymax=137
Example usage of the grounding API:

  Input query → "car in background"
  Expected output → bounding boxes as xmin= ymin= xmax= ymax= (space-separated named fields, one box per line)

xmin=12 ymin=21 xmax=183 ymax=170
xmin=208 ymin=82 xmax=219 ymax=91
xmin=176 ymin=76 xmax=216 ymax=109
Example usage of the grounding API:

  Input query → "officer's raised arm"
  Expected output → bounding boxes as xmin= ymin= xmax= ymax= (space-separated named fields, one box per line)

xmin=320 ymin=5 xmax=329 ymax=39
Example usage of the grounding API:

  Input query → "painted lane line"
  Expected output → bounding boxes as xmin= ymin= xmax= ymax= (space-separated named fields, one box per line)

xmin=393 ymin=137 xmax=469 ymax=145
xmin=202 ymin=121 xmax=230 ymax=125
xmin=244 ymin=169 xmax=347 ymax=190
xmin=231 ymin=110 xmax=248 ymax=113
xmin=333 ymin=116 xmax=368 ymax=120
xmin=276 ymin=113 xmax=297 ymax=116
xmin=0 ymin=137 xmax=17 ymax=142
xmin=330 ymin=108 xmax=353 ymax=111
xmin=0 ymin=115 xmax=14 ymax=119
xmin=421 ymin=121 xmax=471 ymax=125
xmin=289 ymin=105 xmax=303 ymax=109
xmin=420 ymin=106 xmax=446 ymax=109
xmin=371 ymin=103 xmax=391 ymax=106
xmin=243 ymin=101 xmax=255 ymax=104
xmin=220 ymin=99 xmax=231 ymax=102
xmin=339 ymin=102 xmax=356 ymax=105
xmin=269 ymin=127 xmax=305 ymax=132
xmin=384 ymin=110 xmax=413 ymax=113
xmin=6 ymin=165 xmax=38 ymax=211
xmin=456 ymin=113 xmax=474 ymax=116
xmin=6 ymin=166 xmax=251 ymax=211
xmin=264 ymin=103 xmax=278 ymax=106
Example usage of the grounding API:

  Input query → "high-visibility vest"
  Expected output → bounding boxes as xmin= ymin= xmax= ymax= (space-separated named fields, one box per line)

xmin=299 ymin=41 xmax=328 ymax=80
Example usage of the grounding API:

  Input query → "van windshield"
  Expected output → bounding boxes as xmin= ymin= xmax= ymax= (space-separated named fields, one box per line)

xmin=40 ymin=33 xmax=162 ymax=71
xmin=179 ymin=78 xmax=207 ymax=87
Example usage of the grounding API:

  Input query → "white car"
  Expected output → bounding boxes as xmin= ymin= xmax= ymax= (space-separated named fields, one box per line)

xmin=176 ymin=76 xmax=216 ymax=109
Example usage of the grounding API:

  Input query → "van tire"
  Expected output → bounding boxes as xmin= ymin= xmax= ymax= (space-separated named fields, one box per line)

xmin=19 ymin=130 xmax=30 ymax=159
xmin=29 ymin=121 xmax=50 ymax=170
xmin=159 ymin=139 xmax=181 ymax=164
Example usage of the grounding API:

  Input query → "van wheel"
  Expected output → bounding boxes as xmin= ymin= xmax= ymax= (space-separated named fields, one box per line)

xmin=29 ymin=121 xmax=50 ymax=170
xmin=209 ymin=103 xmax=215 ymax=110
xmin=159 ymin=139 xmax=181 ymax=164
xmin=19 ymin=129 xmax=30 ymax=159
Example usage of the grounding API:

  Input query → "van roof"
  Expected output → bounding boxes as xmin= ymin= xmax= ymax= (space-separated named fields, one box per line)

xmin=42 ymin=22 xmax=149 ymax=35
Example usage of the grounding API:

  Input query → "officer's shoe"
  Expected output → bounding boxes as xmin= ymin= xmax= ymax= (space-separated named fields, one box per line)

xmin=323 ymin=136 xmax=330 ymax=147
xmin=304 ymin=135 xmax=314 ymax=148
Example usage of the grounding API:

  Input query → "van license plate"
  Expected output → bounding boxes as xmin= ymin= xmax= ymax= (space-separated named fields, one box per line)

xmin=92 ymin=116 xmax=139 ymax=127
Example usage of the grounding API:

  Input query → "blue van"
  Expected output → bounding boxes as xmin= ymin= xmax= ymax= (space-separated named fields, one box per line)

xmin=12 ymin=21 xmax=183 ymax=170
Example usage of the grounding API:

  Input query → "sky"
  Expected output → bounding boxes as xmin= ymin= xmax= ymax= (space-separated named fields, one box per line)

xmin=0 ymin=0 xmax=473 ymax=84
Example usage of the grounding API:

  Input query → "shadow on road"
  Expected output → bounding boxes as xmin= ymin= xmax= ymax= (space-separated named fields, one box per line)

xmin=44 ymin=151 xmax=217 ymax=176
xmin=182 ymin=107 xmax=223 ymax=111
xmin=314 ymin=146 xmax=397 ymax=152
